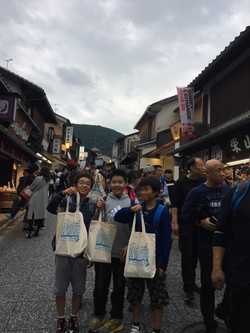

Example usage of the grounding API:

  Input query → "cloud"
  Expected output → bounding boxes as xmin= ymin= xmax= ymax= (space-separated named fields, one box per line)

xmin=0 ymin=0 xmax=250 ymax=133
xmin=56 ymin=67 xmax=94 ymax=87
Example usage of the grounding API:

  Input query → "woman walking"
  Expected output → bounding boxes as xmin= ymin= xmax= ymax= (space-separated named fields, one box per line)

xmin=26 ymin=166 xmax=50 ymax=238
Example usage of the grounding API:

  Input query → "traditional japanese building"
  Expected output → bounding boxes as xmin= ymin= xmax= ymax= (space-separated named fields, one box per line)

xmin=175 ymin=26 xmax=250 ymax=173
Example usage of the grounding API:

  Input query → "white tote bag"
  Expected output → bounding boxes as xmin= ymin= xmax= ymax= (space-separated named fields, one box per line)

xmin=124 ymin=212 xmax=156 ymax=279
xmin=55 ymin=193 xmax=88 ymax=257
xmin=87 ymin=213 xmax=117 ymax=263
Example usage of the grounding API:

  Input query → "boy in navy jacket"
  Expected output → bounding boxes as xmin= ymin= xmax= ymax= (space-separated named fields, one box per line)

xmin=115 ymin=177 xmax=172 ymax=333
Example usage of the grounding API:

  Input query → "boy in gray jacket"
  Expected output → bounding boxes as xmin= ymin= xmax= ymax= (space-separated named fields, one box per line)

xmin=89 ymin=169 xmax=134 ymax=333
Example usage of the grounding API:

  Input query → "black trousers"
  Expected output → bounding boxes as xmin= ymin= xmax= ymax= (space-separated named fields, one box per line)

xmin=94 ymin=258 xmax=125 ymax=320
xmin=179 ymin=223 xmax=199 ymax=293
xmin=198 ymin=242 xmax=216 ymax=328
xmin=230 ymin=287 xmax=250 ymax=333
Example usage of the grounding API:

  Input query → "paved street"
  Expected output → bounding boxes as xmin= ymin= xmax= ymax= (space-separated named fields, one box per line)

xmin=0 ymin=213 xmax=224 ymax=333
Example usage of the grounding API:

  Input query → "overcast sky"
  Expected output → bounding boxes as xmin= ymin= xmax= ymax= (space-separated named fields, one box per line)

xmin=0 ymin=0 xmax=249 ymax=134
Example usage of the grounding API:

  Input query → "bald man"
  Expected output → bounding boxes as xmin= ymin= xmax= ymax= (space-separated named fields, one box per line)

xmin=182 ymin=160 xmax=229 ymax=333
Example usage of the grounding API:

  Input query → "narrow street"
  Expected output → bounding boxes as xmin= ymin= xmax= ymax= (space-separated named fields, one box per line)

xmin=0 ymin=213 xmax=222 ymax=333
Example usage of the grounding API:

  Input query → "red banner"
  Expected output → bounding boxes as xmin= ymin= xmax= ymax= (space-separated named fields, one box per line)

xmin=177 ymin=87 xmax=194 ymax=138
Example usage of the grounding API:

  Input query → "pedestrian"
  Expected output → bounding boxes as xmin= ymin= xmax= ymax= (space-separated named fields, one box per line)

xmin=171 ymin=157 xmax=206 ymax=303
xmin=182 ymin=159 xmax=229 ymax=333
xmin=115 ymin=176 xmax=172 ymax=333
xmin=89 ymin=169 xmax=133 ymax=333
xmin=47 ymin=172 xmax=102 ymax=333
xmin=160 ymin=169 xmax=175 ymax=207
xmin=10 ymin=165 xmax=39 ymax=220
xmin=26 ymin=166 xmax=50 ymax=238
xmin=212 ymin=179 xmax=250 ymax=332
xmin=48 ymin=171 xmax=55 ymax=198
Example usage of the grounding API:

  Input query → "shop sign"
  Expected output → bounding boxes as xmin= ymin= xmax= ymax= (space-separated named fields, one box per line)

xmin=42 ymin=139 xmax=49 ymax=152
xmin=225 ymin=131 xmax=250 ymax=159
xmin=65 ymin=126 xmax=73 ymax=146
xmin=79 ymin=146 xmax=85 ymax=161
xmin=0 ymin=95 xmax=16 ymax=123
xmin=52 ymin=138 xmax=61 ymax=154
xmin=177 ymin=87 xmax=194 ymax=138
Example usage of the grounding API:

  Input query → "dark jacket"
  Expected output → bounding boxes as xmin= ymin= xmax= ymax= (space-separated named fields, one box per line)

xmin=47 ymin=192 xmax=96 ymax=231
xmin=214 ymin=186 xmax=250 ymax=288
xmin=182 ymin=183 xmax=229 ymax=245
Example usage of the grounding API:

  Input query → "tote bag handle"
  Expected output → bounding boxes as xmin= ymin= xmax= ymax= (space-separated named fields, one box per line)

xmin=131 ymin=211 xmax=146 ymax=234
xmin=65 ymin=192 xmax=80 ymax=212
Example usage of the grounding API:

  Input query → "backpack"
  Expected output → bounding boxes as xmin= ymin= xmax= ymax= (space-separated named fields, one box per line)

xmin=153 ymin=204 xmax=165 ymax=229
xmin=231 ymin=181 xmax=250 ymax=212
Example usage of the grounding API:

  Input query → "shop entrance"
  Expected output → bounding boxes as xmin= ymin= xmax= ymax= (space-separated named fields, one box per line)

xmin=0 ymin=155 xmax=13 ymax=186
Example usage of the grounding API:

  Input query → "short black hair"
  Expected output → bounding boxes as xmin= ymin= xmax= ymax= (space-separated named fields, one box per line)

xmin=40 ymin=166 xmax=51 ymax=182
xmin=111 ymin=169 xmax=127 ymax=182
xmin=186 ymin=157 xmax=202 ymax=171
xmin=139 ymin=176 xmax=161 ymax=193
xmin=74 ymin=172 xmax=94 ymax=187
xmin=165 ymin=169 xmax=173 ymax=174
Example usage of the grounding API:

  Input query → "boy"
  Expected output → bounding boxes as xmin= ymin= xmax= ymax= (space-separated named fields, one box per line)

xmin=48 ymin=172 xmax=101 ymax=333
xmin=115 ymin=176 xmax=172 ymax=333
xmin=89 ymin=169 xmax=133 ymax=333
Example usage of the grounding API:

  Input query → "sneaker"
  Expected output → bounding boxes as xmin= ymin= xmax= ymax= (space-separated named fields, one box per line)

xmin=89 ymin=317 xmax=107 ymax=332
xmin=184 ymin=292 xmax=194 ymax=305
xmin=98 ymin=319 xmax=124 ymax=333
xmin=56 ymin=318 xmax=68 ymax=333
xmin=68 ymin=316 xmax=80 ymax=333
xmin=129 ymin=325 xmax=141 ymax=333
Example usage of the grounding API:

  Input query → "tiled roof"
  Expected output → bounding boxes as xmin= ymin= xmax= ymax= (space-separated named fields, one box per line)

xmin=190 ymin=26 xmax=250 ymax=88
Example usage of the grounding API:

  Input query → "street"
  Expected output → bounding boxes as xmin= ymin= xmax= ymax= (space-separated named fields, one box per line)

xmin=0 ymin=213 xmax=220 ymax=333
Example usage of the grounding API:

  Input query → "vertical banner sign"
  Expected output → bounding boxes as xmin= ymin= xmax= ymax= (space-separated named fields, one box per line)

xmin=177 ymin=87 xmax=194 ymax=138
xmin=65 ymin=126 xmax=73 ymax=146
xmin=79 ymin=146 xmax=85 ymax=161
xmin=53 ymin=138 xmax=61 ymax=154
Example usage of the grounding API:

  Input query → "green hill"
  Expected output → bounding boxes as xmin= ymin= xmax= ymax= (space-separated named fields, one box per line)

xmin=73 ymin=124 xmax=124 ymax=156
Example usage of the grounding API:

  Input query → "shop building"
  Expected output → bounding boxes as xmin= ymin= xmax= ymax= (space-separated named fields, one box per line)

xmin=112 ymin=133 xmax=139 ymax=170
xmin=0 ymin=66 xmax=56 ymax=209
xmin=175 ymin=26 xmax=250 ymax=175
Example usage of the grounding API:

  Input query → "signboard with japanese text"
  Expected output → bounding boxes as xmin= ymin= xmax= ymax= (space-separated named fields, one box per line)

xmin=223 ymin=128 xmax=250 ymax=163
xmin=177 ymin=87 xmax=194 ymax=138
xmin=0 ymin=95 xmax=16 ymax=123
xmin=52 ymin=138 xmax=61 ymax=154
xmin=79 ymin=146 xmax=85 ymax=161
xmin=65 ymin=126 xmax=73 ymax=146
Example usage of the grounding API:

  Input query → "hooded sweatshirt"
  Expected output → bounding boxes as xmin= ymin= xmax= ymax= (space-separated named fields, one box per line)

xmin=105 ymin=192 xmax=131 ymax=258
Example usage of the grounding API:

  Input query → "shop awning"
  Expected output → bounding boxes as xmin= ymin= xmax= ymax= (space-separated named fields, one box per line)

xmin=144 ymin=142 xmax=175 ymax=158
xmin=0 ymin=124 xmax=37 ymax=160
xmin=174 ymin=110 xmax=250 ymax=154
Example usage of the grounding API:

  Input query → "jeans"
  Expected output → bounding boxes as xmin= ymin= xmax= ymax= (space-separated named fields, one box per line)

xmin=179 ymin=223 xmax=199 ymax=293
xmin=230 ymin=287 xmax=250 ymax=333
xmin=94 ymin=258 xmax=125 ymax=320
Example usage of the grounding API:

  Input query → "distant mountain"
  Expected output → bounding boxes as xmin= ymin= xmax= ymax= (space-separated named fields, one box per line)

xmin=73 ymin=124 xmax=124 ymax=156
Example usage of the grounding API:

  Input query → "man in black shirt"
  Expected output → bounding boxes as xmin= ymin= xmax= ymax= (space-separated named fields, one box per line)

xmin=171 ymin=158 xmax=206 ymax=303
xmin=212 ymin=182 xmax=250 ymax=333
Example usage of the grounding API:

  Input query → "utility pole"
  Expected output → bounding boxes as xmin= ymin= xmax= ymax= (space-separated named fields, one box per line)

xmin=5 ymin=58 xmax=13 ymax=69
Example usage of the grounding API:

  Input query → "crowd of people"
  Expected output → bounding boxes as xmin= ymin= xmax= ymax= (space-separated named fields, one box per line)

xmin=8 ymin=158 xmax=250 ymax=333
